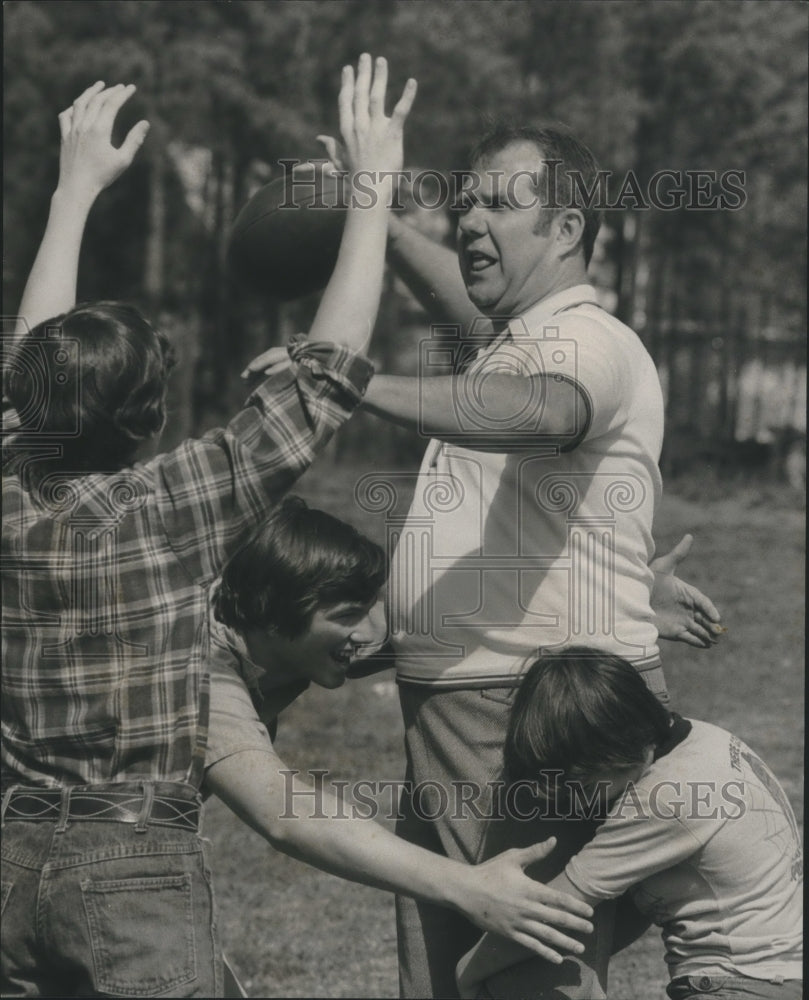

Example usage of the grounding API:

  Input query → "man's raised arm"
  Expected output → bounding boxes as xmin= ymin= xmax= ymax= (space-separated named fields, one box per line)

xmin=386 ymin=213 xmax=487 ymax=334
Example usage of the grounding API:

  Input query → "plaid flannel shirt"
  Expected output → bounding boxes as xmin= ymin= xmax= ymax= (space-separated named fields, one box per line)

xmin=1 ymin=337 xmax=372 ymax=791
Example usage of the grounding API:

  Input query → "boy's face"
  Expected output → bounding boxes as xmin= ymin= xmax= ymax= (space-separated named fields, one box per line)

xmin=245 ymin=596 xmax=386 ymax=689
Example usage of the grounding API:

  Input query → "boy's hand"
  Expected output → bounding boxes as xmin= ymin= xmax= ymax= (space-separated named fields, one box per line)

xmin=57 ymin=82 xmax=150 ymax=205
xmin=240 ymin=346 xmax=292 ymax=381
xmin=328 ymin=54 xmax=416 ymax=180
xmin=449 ymin=838 xmax=594 ymax=964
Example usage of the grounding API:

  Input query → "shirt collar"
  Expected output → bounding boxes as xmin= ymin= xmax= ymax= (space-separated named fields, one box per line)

xmin=654 ymin=712 xmax=693 ymax=761
xmin=507 ymin=284 xmax=599 ymax=339
xmin=210 ymin=613 xmax=267 ymax=689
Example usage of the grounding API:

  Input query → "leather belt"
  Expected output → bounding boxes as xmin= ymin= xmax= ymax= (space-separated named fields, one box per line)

xmin=2 ymin=787 xmax=200 ymax=831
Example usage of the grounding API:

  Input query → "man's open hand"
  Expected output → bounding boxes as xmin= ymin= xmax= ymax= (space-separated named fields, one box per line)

xmin=651 ymin=534 xmax=725 ymax=648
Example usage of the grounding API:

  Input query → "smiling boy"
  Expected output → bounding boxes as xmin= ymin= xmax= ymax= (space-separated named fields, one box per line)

xmin=201 ymin=495 xmax=600 ymax=983
xmin=203 ymin=495 xmax=388 ymax=768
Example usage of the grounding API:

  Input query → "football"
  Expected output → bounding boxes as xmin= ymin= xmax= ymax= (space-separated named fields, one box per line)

xmin=228 ymin=169 xmax=347 ymax=300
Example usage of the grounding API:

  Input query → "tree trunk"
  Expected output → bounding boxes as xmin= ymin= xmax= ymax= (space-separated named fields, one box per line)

xmin=144 ymin=133 xmax=167 ymax=309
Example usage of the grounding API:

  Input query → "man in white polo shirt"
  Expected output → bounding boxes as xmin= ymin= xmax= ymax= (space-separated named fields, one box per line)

xmin=356 ymin=123 xmax=722 ymax=998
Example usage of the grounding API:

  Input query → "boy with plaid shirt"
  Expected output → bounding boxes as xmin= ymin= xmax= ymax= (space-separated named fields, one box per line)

xmin=3 ymin=63 xmax=596 ymax=997
xmin=0 ymin=76 xmax=377 ymax=997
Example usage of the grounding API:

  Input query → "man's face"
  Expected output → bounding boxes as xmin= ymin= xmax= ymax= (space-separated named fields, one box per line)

xmin=248 ymin=596 xmax=387 ymax=690
xmin=457 ymin=141 xmax=558 ymax=318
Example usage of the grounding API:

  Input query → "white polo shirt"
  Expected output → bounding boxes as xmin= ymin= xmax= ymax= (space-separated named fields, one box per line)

xmin=389 ymin=284 xmax=664 ymax=687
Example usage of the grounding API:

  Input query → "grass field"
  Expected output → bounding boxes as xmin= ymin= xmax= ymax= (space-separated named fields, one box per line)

xmin=205 ymin=462 xmax=804 ymax=999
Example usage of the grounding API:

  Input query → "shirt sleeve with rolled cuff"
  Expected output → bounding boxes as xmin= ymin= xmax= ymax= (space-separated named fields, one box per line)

xmin=1 ymin=337 xmax=373 ymax=793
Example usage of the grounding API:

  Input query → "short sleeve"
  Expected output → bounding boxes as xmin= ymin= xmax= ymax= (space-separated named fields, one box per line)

xmin=548 ymin=312 xmax=626 ymax=440
xmin=205 ymin=653 xmax=275 ymax=770
xmin=565 ymin=785 xmax=711 ymax=901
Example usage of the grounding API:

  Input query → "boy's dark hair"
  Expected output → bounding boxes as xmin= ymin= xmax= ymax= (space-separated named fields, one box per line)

xmin=468 ymin=121 xmax=603 ymax=266
xmin=213 ymin=496 xmax=387 ymax=640
xmin=504 ymin=646 xmax=671 ymax=796
xmin=4 ymin=301 xmax=174 ymax=484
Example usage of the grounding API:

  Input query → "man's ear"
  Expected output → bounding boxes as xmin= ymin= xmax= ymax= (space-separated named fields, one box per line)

xmin=555 ymin=208 xmax=585 ymax=259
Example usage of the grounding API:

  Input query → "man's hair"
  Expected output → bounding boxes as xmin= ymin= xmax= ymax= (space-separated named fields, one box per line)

xmin=4 ymin=301 xmax=174 ymax=483
xmin=213 ymin=496 xmax=387 ymax=639
xmin=504 ymin=646 xmax=671 ymax=795
xmin=468 ymin=121 xmax=603 ymax=266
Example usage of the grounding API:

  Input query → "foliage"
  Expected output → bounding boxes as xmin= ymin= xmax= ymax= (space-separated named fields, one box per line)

xmin=4 ymin=0 xmax=806 ymax=448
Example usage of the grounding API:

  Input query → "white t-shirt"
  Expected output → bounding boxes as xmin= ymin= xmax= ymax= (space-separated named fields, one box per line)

xmin=389 ymin=284 xmax=664 ymax=687
xmin=566 ymin=719 xmax=803 ymax=981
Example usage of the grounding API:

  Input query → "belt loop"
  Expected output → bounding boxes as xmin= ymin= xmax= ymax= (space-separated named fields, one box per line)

xmin=136 ymin=783 xmax=154 ymax=832
xmin=0 ymin=785 xmax=19 ymax=828
xmin=55 ymin=786 xmax=72 ymax=834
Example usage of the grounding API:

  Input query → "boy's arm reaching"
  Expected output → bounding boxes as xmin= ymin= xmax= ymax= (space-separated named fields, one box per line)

xmin=314 ymin=108 xmax=483 ymax=336
xmin=204 ymin=747 xmax=594 ymax=964
xmin=243 ymin=51 xmax=417 ymax=374
xmin=14 ymin=82 xmax=149 ymax=338
xmin=201 ymin=643 xmax=593 ymax=965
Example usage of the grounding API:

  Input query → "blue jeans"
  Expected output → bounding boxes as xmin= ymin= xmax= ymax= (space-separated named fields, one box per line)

xmin=1 ymin=801 xmax=223 ymax=997
xmin=395 ymin=684 xmax=614 ymax=1000
xmin=666 ymin=974 xmax=803 ymax=1000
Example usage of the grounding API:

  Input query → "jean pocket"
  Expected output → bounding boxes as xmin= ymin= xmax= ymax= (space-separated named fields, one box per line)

xmin=0 ymin=881 xmax=12 ymax=916
xmin=81 ymin=873 xmax=196 ymax=997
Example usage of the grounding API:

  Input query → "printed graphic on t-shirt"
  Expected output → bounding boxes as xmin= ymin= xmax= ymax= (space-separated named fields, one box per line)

xmin=738 ymin=743 xmax=803 ymax=881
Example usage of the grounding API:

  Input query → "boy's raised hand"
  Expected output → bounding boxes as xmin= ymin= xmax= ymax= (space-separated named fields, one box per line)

xmin=57 ymin=82 xmax=150 ymax=204
xmin=322 ymin=54 xmax=416 ymax=180
xmin=13 ymin=83 xmax=150 ymax=338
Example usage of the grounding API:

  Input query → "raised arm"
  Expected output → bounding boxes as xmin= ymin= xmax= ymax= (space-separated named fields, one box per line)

xmin=243 ymin=55 xmax=416 ymax=372
xmin=308 ymin=54 xmax=416 ymax=352
xmin=14 ymin=82 xmax=149 ymax=338
xmin=386 ymin=213 xmax=487 ymax=333
xmin=315 ymin=124 xmax=486 ymax=334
